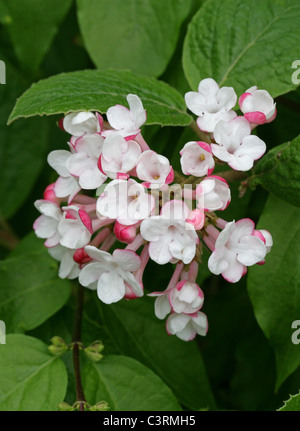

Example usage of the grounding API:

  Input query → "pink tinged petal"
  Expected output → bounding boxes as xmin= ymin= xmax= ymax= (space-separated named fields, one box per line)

xmin=191 ymin=311 xmax=208 ymax=336
xmin=43 ymin=183 xmax=60 ymax=204
xmin=166 ymin=313 xmax=191 ymax=335
xmin=33 ymin=216 xmax=57 ymax=239
xmin=84 ymin=245 xmax=113 ymax=264
xmin=47 ymin=150 xmax=71 ymax=177
xmin=73 ymin=248 xmax=93 ymax=265
xmin=221 ymin=258 xmax=245 ymax=283
xmin=197 ymin=141 xmax=212 ymax=153
xmin=166 ymin=313 xmax=197 ymax=341
xmin=166 ymin=167 xmax=174 ymax=184
xmin=244 ymin=111 xmax=266 ymax=125
xmin=44 ymin=231 xmax=61 ymax=248
xmin=117 ymin=172 xmax=130 ymax=180
xmin=154 ymin=295 xmax=171 ymax=320
xmin=238 ymin=92 xmax=251 ymax=108
xmin=258 ymin=229 xmax=273 ymax=253
xmin=265 ymin=108 xmax=277 ymax=123
xmin=79 ymin=261 xmax=107 ymax=288
xmin=114 ymin=222 xmax=137 ymax=244
xmin=121 ymin=270 xmax=143 ymax=297
xmin=186 ymin=209 xmax=205 ymax=230
xmin=241 ymin=89 xmax=276 ymax=121
xmin=97 ymin=271 xmax=126 ymax=304
xmin=78 ymin=209 xmax=93 ymax=234
xmin=252 ymin=229 xmax=266 ymax=243
xmin=113 ymin=249 xmax=141 ymax=272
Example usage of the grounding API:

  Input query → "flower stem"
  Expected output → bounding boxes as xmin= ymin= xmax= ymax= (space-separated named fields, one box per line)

xmin=72 ymin=283 xmax=86 ymax=411
xmin=0 ymin=211 xmax=20 ymax=250
xmin=189 ymin=120 xmax=211 ymax=143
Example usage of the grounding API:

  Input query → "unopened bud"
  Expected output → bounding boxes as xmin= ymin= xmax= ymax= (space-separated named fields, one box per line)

xmin=57 ymin=402 xmax=74 ymax=411
xmin=48 ymin=336 xmax=68 ymax=356
xmin=84 ymin=340 xmax=104 ymax=362
xmin=89 ymin=401 xmax=110 ymax=411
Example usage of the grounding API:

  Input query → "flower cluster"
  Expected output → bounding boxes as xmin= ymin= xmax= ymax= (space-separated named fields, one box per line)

xmin=33 ymin=79 xmax=274 ymax=341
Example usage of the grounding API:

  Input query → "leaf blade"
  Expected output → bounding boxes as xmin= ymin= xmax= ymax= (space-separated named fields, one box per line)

xmin=8 ymin=69 xmax=192 ymax=127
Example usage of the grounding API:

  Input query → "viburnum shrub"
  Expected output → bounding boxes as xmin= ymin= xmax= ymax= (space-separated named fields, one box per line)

xmin=33 ymin=79 xmax=274 ymax=342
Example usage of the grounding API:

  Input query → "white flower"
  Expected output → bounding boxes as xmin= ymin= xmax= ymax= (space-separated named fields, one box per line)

xmin=149 ymin=280 xmax=204 ymax=319
xmin=103 ymin=94 xmax=146 ymax=138
xmin=166 ymin=311 xmax=208 ymax=341
xmin=97 ymin=179 xmax=154 ymax=225
xmin=208 ymin=219 xmax=267 ymax=283
xmin=180 ymin=141 xmax=215 ymax=177
xmin=140 ymin=200 xmax=199 ymax=265
xmin=47 ymin=150 xmax=80 ymax=202
xmin=185 ymin=78 xmax=237 ymax=132
xmin=33 ymin=200 xmax=63 ymax=247
xmin=136 ymin=150 xmax=173 ymax=185
xmin=63 ymin=112 xmax=102 ymax=136
xmin=100 ymin=134 xmax=141 ymax=179
xmin=48 ymin=245 xmax=80 ymax=279
xmin=212 ymin=116 xmax=266 ymax=171
xmin=239 ymin=86 xmax=276 ymax=125
xmin=79 ymin=246 xmax=143 ymax=304
xmin=196 ymin=175 xmax=231 ymax=212
xmin=66 ymin=133 xmax=107 ymax=189
xmin=58 ymin=206 xmax=93 ymax=249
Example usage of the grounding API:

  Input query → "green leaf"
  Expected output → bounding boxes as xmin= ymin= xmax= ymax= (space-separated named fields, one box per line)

xmin=76 ymin=0 xmax=192 ymax=78
xmin=0 ymin=234 xmax=71 ymax=332
xmin=0 ymin=334 xmax=68 ymax=411
xmin=3 ymin=0 xmax=73 ymax=73
xmin=94 ymin=294 xmax=215 ymax=410
xmin=278 ymin=392 xmax=300 ymax=411
xmin=8 ymin=69 xmax=191 ymax=127
xmin=251 ymin=135 xmax=300 ymax=207
xmin=183 ymin=0 xmax=300 ymax=97
xmin=82 ymin=355 xmax=182 ymax=411
xmin=248 ymin=194 xmax=300 ymax=390
xmin=0 ymin=56 xmax=49 ymax=219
